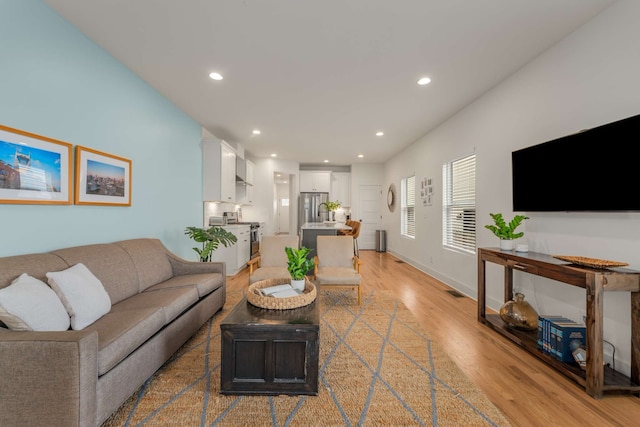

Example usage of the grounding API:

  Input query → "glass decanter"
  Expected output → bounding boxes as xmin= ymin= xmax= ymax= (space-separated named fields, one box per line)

xmin=499 ymin=292 xmax=538 ymax=331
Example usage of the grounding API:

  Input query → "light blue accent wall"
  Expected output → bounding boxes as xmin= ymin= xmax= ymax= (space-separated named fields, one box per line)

xmin=0 ymin=1 xmax=203 ymax=259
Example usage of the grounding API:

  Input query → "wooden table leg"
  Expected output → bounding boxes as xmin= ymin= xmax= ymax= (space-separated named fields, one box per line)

xmin=631 ymin=292 xmax=640 ymax=388
xmin=585 ymin=274 xmax=604 ymax=398
xmin=478 ymin=255 xmax=486 ymax=322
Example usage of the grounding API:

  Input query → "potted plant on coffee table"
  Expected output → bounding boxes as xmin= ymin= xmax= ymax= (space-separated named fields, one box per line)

xmin=285 ymin=246 xmax=315 ymax=291
xmin=484 ymin=213 xmax=529 ymax=251
xmin=184 ymin=226 xmax=237 ymax=262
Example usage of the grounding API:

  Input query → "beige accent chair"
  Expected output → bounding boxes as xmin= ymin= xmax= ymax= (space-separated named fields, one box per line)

xmin=314 ymin=235 xmax=362 ymax=305
xmin=247 ymin=235 xmax=299 ymax=284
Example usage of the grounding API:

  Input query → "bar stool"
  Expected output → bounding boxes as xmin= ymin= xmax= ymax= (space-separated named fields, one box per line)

xmin=350 ymin=221 xmax=361 ymax=257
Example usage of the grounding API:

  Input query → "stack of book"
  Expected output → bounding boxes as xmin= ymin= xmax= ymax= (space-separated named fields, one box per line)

xmin=537 ymin=315 xmax=586 ymax=363
xmin=258 ymin=284 xmax=301 ymax=298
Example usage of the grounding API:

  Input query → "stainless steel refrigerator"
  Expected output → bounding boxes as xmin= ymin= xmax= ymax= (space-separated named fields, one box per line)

xmin=298 ymin=192 xmax=329 ymax=229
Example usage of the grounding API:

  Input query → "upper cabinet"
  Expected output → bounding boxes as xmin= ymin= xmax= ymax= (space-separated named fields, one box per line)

xmin=300 ymin=171 xmax=331 ymax=192
xmin=245 ymin=160 xmax=255 ymax=204
xmin=236 ymin=159 xmax=255 ymax=205
xmin=330 ymin=172 xmax=351 ymax=207
xmin=203 ymin=138 xmax=236 ymax=202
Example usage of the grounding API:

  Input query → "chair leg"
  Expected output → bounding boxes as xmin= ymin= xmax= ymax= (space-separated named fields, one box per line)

xmin=357 ymin=285 xmax=362 ymax=305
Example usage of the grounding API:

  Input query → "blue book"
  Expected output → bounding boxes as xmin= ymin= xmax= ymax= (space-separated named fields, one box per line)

xmin=539 ymin=315 xmax=569 ymax=354
xmin=554 ymin=321 xmax=586 ymax=363
xmin=549 ymin=317 xmax=574 ymax=357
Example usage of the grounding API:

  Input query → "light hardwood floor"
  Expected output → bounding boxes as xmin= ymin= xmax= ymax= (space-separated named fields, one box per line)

xmin=227 ymin=250 xmax=640 ymax=426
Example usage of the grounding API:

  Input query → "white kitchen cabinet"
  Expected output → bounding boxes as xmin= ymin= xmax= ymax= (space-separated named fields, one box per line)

xmin=245 ymin=160 xmax=254 ymax=204
xmin=235 ymin=159 xmax=255 ymax=205
xmin=211 ymin=225 xmax=250 ymax=276
xmin=203 ymin=138 xmax=236 ymax=203
xmin=299 ymin=171 xmax=331 ymax=192
xmin=330 ymin=172 xmax=351 ymax=207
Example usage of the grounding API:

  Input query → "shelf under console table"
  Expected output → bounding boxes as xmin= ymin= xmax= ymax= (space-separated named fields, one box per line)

xmin=477 ymin=247 xmax=640 ymax=398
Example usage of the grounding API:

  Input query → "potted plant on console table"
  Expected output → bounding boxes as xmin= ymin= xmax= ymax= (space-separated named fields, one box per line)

xmin=484 ymin=213 xmax=529 ymax=251
xmin=285 ymin=246 xmax=315 ymax=291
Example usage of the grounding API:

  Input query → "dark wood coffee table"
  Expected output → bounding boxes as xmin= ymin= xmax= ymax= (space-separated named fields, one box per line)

xmin=220 ymin=297 xmax=320 ymax=395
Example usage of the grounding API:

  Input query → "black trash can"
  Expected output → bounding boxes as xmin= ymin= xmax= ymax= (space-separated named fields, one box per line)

xmin=375 ymin=230 xmax=386 ymax=252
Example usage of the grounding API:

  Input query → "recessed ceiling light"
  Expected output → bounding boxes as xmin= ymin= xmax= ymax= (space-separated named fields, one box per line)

xmin=252 ymin=129 xmax=261 ymax=135
xmin=270 ymin=153 xmax=277 ymax=157
xmin=323 ymin=160 xmax=329 ymax=163
xmin=417 ymin=77 xmax=431 ymax=86
xmin=357 ymin=154 xmax=364 ymax=158
xmin=376 ymin=131 xmax=384 ymax=136
xmin=209 ymin=72 xmax=223 ymax=80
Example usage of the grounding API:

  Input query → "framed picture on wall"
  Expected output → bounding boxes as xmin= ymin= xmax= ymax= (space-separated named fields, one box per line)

xmin=0 ymin=124 xmax=72 ymax=204
xmin=75 ymin=146 xmax=131 ymax=206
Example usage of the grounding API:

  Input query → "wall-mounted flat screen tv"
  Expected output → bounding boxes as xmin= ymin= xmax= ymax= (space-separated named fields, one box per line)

xmin=512 ymin=113 xmax=640 ymax=212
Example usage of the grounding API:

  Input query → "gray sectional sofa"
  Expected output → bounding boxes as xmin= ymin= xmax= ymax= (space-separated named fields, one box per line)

xmin=0 ymin=238 xmax=227 ymax=427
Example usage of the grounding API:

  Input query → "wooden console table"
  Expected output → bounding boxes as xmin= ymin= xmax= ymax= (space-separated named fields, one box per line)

xmin=477 ymin=247 xmax=640 ymax=398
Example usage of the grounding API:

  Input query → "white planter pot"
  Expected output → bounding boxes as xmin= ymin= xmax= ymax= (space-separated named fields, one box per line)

xmin=499 ymin=239 xmax=514 ymax=251
xmin=291 ymin=279 xmax=306 ymax=292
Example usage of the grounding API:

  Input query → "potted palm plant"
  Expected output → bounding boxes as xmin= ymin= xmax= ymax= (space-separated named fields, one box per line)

xmin=184 ymin=226 xmax=237 ymax=262
xmin=285 ymin=246 xmax=315 ymax=291
xmin=484 ymin=213 xmax=529 ymax=250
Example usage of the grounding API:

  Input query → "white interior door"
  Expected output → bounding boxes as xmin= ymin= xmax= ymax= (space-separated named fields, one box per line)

xmin=358 ymin=185 xmax=381 ymax=250
xmin=276 ymin=180 xmax=290 ymax=234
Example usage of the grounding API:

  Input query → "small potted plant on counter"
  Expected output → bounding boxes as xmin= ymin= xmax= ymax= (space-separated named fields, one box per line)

xmin=285 ymin=246 xmax=315 ymax=291
xmin=484 ymin=213 xmax=529 ymax=251
xmin=184 ymin=225 xmax=237 ymax=262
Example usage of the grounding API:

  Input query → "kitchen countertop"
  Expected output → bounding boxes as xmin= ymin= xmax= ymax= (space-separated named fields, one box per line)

xmin=301 ymin=222 xmax=351 ymax=230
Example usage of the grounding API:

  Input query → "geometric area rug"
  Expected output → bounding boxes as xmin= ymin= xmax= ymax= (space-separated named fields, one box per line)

xmin=102 ymin=289 xmax=512 ymax=426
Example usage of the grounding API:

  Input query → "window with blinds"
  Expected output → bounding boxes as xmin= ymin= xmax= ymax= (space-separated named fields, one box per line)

xmin=401 ymin=175 xmax=415 ymax=238
xmin=442 ymin=154 xmax=476 ymax=253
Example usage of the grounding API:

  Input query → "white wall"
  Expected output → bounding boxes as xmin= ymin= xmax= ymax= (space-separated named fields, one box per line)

xmin=383 ymin=0 xmax=640 ymax=375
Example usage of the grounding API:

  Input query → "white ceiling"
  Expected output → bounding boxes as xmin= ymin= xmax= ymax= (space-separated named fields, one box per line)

xmin=44 ymin=0 xmax=614 ymax=166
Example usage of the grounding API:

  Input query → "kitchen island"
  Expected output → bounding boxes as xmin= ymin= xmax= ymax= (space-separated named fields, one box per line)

xmin=300 ymin=222 xmax=351 ymax=259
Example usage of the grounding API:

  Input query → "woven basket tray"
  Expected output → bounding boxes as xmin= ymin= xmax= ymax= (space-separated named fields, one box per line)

xmin=552 ymin=255 xmax=628 ymax=269
xmin=247 ymin=277 xmax=317 ymax=310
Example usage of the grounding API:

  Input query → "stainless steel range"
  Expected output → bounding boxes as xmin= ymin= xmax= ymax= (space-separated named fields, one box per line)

xmin=221 ymin=212 xmax=260 ymax=259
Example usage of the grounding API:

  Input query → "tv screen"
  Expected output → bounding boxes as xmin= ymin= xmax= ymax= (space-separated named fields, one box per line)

xmin=512 ymin=113 xmax=640 ymax=212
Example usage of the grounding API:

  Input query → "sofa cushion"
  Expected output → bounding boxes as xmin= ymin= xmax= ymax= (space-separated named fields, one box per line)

xmin=115 ymin=287 xmax=199 ymax=324
xmin=0 ymin=274 xmax=70 ymax=331
xmin=86 ymin=307 xmax=165 ymax=375
xmin=0 ymin=253 xmax=69 ymax=290
xmin=115 ymin=239 xmax=174 ymax=292
xmin=143 ymin=273 xmax=224 ymax=298
xmin=46 ymin=263 xmax=112 ymax=330
xmin=249 ymin=267 xmax=291 ymax=284
xmin=51 ymin=243 xmax=139 ymax=305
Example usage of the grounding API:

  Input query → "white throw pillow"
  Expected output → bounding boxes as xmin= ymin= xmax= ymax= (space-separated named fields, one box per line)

xmin=0 ymin=273 xmax=71 ymax=331
xmin=47 ymin=263 xmax=112 ymax=330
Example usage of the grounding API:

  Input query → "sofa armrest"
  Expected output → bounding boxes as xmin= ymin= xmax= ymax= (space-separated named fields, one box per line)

xmin=166 ymin=252 xmax=226 ymax=277
xmin=0 ymin=328 xmax=99 ymax=427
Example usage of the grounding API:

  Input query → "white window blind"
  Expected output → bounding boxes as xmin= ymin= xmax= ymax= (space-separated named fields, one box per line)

xmin=442 ymin=154 xmax=476 ymax=253
xmin=401 ymin=175 xmax=415 ymax=238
